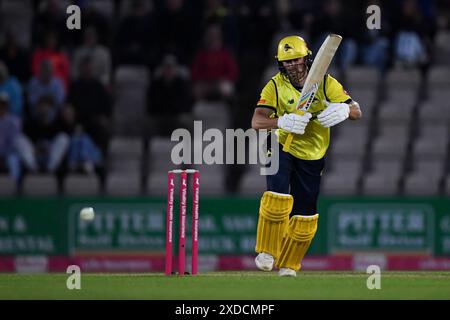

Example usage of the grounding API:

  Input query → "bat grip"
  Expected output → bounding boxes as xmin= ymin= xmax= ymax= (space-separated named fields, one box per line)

xmin=282 ymin=109 xmax=306 ymax=152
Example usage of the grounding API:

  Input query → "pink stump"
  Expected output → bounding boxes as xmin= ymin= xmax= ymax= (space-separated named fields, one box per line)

xmin=178 ymin=171 xmax=188 ymax=275
xmin=191 ymin=171 xmax=200 ymax=275
xmin=165 ymin=171 xmax=175 ymax=275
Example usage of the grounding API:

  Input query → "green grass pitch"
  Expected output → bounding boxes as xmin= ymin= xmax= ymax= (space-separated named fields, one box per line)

xmin=0 ymin=271 xmax=449 ymax=300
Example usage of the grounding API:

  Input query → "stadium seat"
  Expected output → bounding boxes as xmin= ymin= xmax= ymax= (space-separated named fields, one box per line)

xmin=410 ymin=158 xmax=446 ymax=180
xmin=386 ymin=68 xmax=421 ymax=88
xmin=86 ymin=0 xmax=115 ymax=18
xmin=110 ymin=157 xmax=141 ymax=174
xmin=64 ymin=175 xmax=100 ymax=196
xmin=192 ymin=101 xmax=231 ymax=129
xmin=403 ymin=158 xmax=445 ymax=195
xmin=403 ymin=173 xmax=441 ymax=195
xmin=109 ymin=137 xmax=142 ymax=158
xmin=115 ymin=66 xmax=149 ymax=86
xmin=362 ymin=173 xmax=400 ymax=195
xmin=434 ymin=30 xmax=450 ymax=65
xmin=147 ymin=137 xmax=180 ymax=171
xmin=190 ymin=164 xmax=225 ymax=195
xmin=0 ymin=0 xmax=32 ymax=47
xmin=322 ymin=171 xmax=359 ymax=195
xmin=239 ymin=166 xmax=267 ymax=195
xmin=346 ymin=66 xmax=378 ymax=88
xmin=428 ymin=89 xmax=450 ymax=102
xmin=412 ymin=125 xmax=449 ymax=159
xmin=362 ymin=159 xmax=404 ymax=195
xmin=335 ymin=121 xmax=369 ymax=138
xmin=385 ymin=88 xmax=418 ymax=105
xmin=445 ymin=175 xmax=450 ymax=195
xmin=417 ymin=100 xmax=450 ymax=124
xmin=330 ymin=131 xmax=367 ymax=158
xmin=146 ymin=137 xmax=184 ymax=195
xmin=378 ymin=101 xmax=415 ymax=124
xmin=113 ymin=66 xmax=149 ymax=136
xmin=428 ymin=66 xmax=450 ymax=85
xmin=23 ymin=175 xmax=58 ymax=196
xmin=348 ymin=88 xmax=377 ymax=110
xmin=321 ymin=157 xmax=362 ymax=195
xmin=147 ymin=172 xmax=170 ymax=196
xmin=371 ymin=124 xmax=410 ymax=159
xmin=328 ymin=158 xmax=363 ymax=175
xmin=106 ymin=137 xmax=143 ymax=195
xmin=420 ymin=123 xmax=448 ymax=137
xmin=147 ymin=164 xmax=225 ymax=196
xmin=106 ymin=173 xmax=141 ymax=196
xmin=0 ymin=175 xmax=16 ymax=196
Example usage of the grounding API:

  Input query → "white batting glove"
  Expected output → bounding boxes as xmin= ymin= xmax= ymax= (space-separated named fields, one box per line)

xmin=317 ymin=101 xmax=350 ymax=128
xmin=277 ymin=112 xmax=312 ymax=134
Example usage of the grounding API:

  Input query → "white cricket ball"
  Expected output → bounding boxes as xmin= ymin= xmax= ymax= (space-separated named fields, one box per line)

xmin=80 ymin=207 xmax=95 ymax=221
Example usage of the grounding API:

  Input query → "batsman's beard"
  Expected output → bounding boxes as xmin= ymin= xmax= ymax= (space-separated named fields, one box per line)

xmin=285 ymin=63 xmax=307 ymax=88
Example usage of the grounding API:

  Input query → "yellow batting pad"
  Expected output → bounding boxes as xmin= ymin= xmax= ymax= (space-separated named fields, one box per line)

xmin=255 ymin=191 xmax=293 ymax=258
xmin=275 ymin=214 xmax=319 ymax=271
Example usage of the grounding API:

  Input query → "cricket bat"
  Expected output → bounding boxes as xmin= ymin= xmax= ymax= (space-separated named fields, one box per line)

xmin=283 ymin=34 xmax=342 ymax=152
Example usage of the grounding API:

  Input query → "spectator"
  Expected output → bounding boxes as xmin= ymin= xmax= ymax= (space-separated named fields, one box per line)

xmin=155 ymin=0 xmax=201 ymax=65
xmin=202 ymin=0 xmax=239 ymax=54
xmin=284 ymin=0 xmax=320 ymax=34
xmin=0 ymin=61 xmax=24 ymax=120
xmin=0 ymin=30 xmax=31 ymax=84
xmin=236 ymin=0 xmax=278 ymax=58
xmin=58 ymin=105 xmax=103 ymax=174
xmin=147 ymin=54 xmax=192 ymax=137
xmin=28 ymin=59 xmax=65 ymax=120
xmin=70 ymin=3 xmax=112 ymax=47
xmin=31 ymin=31 xmax=71 ymax=90
xmin=32 ymin=0 xmax=67 ymax=47
xmin=310 ymin=0 xmax=361 ymax=70
xmin=191 ymin=23 xmax=239 ymax=102
xmin=114 ymin=0 xmax=158 ymax=67
xmin=393 ymin=0 xmax=434 ymax=69
xmin=72 ymin=26 xmax=112 ymax=86
xmin=18 ymin=96 xmax=69 ymax=174
xmin=68 ymin=129 xmax=103 ymax=175
xmin=359 ymin=0 xmax=392 ymax=75
xmin=67 ymin=56 xmax=112 ymax=154
xmin=0 ymin=93 xmax=23 ymax=188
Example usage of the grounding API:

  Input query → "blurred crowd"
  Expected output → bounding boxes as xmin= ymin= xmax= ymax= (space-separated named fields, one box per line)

xmin=0 ymin=0 xmax=449 ymax=194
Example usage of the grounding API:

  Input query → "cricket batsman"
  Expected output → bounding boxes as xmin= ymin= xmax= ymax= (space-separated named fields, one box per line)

xmin=251 ymin=35 xmax=362 ymax=276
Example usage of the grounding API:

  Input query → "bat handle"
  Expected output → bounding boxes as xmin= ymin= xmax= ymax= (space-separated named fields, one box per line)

xmin=282 ymin=110 xmax=305 ymax=152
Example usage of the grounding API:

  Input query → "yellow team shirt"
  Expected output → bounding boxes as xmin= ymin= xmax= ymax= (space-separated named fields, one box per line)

xmin=257 ymin=72 xmax=352 ymax=160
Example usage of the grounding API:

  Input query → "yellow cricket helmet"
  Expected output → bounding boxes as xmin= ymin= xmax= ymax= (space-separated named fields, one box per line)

xmin=276 ymin=35 xmax=312 ymax=62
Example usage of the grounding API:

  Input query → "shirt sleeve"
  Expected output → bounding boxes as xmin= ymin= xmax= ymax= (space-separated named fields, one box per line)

xmin=256 ymin=80 xmax=277 ymax=112
xmin=324 ymin=74 xmax=352 ymax=103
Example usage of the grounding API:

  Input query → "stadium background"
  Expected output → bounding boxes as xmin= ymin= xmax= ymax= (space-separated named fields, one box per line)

xmin=0 ymin=0 xmax=449 ymax=273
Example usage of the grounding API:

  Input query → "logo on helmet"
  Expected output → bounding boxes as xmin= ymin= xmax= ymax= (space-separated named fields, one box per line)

xmin=284 ymin=44 xmax=293 ymax=52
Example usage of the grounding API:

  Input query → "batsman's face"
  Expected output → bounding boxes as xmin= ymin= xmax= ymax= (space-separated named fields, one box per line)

xmin=282 ymin=57 xmax=307 ymax=87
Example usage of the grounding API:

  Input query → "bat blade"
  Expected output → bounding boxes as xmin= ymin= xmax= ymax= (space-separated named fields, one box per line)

xmin=283 ymin=34 xmax=342 ymax=152
xmin=298 ymin=34 xmax=342 ymax=112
